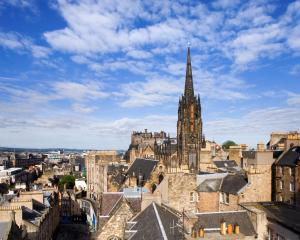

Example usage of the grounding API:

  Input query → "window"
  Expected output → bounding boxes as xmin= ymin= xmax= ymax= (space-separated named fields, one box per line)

xmin=279 ymin=180 xmax=283 ymax=190
xmin=196 ymin=193 xmax=199 ymax=202
xmin=289 ymin=167 xmax=292 ymax=176
xmin=290 ymin=182 xmax=295 ymax=192
xmin=220 ymin=192 xmax=229 ymax=204
xmin=278 ymin=166 xmax=283 ymax=176
xmin=277 ymin=195 xmax=282 ymax=202
xmin=190 ymin=192 xmax=195 ymax=202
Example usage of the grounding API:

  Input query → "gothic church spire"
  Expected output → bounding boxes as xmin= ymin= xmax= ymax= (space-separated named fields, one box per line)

xmin=184 ymin=47 xmax=194 ymax=99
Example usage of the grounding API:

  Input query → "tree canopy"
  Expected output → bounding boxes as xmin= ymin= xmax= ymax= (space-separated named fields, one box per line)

xmin=222 ymin=140 xmax=237 ymax=150
xmin=59 ymin=175 xmax=75 ymax=189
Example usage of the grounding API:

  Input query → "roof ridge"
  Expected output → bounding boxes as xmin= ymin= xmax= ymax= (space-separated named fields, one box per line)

xmin=152 ymin=203 xmax=168 ymax=240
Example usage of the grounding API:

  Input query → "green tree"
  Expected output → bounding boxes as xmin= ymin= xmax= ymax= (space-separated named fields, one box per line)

xmin=222 ymin=140 xmax=237 ymax=150
xmin=59 ymin=175 xmax=75 ymax=189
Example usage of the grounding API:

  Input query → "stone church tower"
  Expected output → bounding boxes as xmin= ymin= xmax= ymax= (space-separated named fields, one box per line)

xmin=177 ymin=47 xmax=203 ymax=172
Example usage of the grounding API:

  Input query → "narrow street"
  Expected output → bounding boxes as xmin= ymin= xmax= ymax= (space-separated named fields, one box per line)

xmin=54 ymin=224 xmax=90 ymax=240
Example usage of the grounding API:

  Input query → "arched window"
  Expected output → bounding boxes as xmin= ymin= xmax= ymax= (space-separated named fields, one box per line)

xmin=107 ymin=236 xmax=121 ymax=240
xmin=152 ymin=183 xmax=157 ymax=193
xmin=158 ymin=173 xmax=164 ymax=184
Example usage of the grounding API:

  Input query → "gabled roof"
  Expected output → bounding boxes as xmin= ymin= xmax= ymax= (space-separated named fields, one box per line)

xmin=220 ymin=174 xmax=248 ymax=194
xmin=273 ymin=150 xmax=283 ymax=159
xmin=32 ymin=199 xmax=47 ymax=213
xmin=196 ymin=174 xmax=247 ymax=195
xmin=100 ymin=193 xmax=123 ymax=216
xmin=126 ymin=198 xmax=141 ymax=213
xmin=194 ymin=211 xmax=256 ymax=236
xmin=22 ymin=206 xmax=42 ymax=225
xmin=251 ymin=202 xmax=300 ymax=234
xmin=126 ymin=158 xmax=159 ymax=181
xmin=276 ymin=146 xmax=300 ymax=167
xmin=195 ymin=178 xmax=222 ymax=192
xmin=127 ymin=202 xmax=182 ymax=240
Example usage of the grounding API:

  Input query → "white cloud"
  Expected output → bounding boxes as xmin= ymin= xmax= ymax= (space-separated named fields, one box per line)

xmin=126 ymin=49 xmax=153 ymax=59
xmin=0 ymin=32 xmax=51 ymax=58
xmin=43 ymin=0 xmax=300 ymax=73
xmin=287 ymin=93 xmax=300 ymax=105
xmin=71 ymin=103 xmax=98 ymax=113
xmin=3 ymin=0 xmax=34 ymax=7
xmin=0 ymin=32 xmax=24 ymax=49
xmin=287 ymin=25 xmax=300 ymax=50
xmin=206 ymin=106 xmax=300 ymax=145
xmin=229 ymin=24 xmax=284 ymax=65
xmin=52 ymin=81 xmax=108 ymax=101
xmin=289 ymin=64 xmax=300 ymax=75
xmin=120 ymin=77 xmax=181 ymax=107
xmin=0 ymin=80 xmax=109 ymax=118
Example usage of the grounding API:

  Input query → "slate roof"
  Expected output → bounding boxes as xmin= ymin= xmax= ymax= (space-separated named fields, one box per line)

xmin=32 ymin=199 xmax=47 ymax=213
xmin=254 ymin=202 xmax=300 ymax=234
xmin=276 ymin=146 xmax=300 ymax=167
xmin=126 ymin=198 xmax=141 ymax=213
xmin=214 ymin=160 xmax=238 ymax=168
xmin=22 ymin=206 xmax=42 ymax=225
xmin=242 ymin=151 xmax=256 ymax=159
xmin=196 ymin=178 xmax=222 ymax=192
xmin=100 ymin=193 xmax=123 ymax=216
xmin=127 ymin=202 xmax=182 ymax=240
xmin=0 ymin=221 xmax=10 ymax=239
xmin=107 ymin=164 xmax=128 ymax=175
xmin=194 ymin=211 xmax=256 ymax=236
xmin=273 ymin=150 xmax=283 ymax=159
xmin=196 ymin=174 xmax=247 ymax=195
xmin=126 ymin=158 xmax=159 ymax=181
xmin=220 ymin=174 xmax=248 ymax=194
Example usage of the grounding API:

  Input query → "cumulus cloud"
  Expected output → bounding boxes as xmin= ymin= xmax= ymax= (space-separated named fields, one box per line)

xmin=206 ymin=106 xmax=300 ymax=144
xmin=120 ymin=77 xmax=181 ymax=107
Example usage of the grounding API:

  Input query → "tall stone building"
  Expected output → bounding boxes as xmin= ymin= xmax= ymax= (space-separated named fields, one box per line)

xmin=177 ymin=47 xmax=203 ymax=172
xmin=85 ymin=150 xmax=118 ymax=200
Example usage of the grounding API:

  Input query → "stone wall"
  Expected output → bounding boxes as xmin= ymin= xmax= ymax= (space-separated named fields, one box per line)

xmin=296 ymin=164 xmax=300 ymax=207
xmin=243 ymin=166 xmax=272 ymax=202
xmin=159 ymin=173 xmax=197 ymax=213
xmin=228 ymin=146 xmax=242 ymax=167
xmin=19 ymin=191 xmax=44 ymax=203
xmin=219 ymin=194 xmax=239 ymax=211
xmin=197 ymin=192 xmax=219 ymax=212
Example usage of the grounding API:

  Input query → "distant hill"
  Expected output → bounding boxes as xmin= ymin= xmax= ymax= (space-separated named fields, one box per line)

xmin=0 ymin=147 xmax=126 ymax=154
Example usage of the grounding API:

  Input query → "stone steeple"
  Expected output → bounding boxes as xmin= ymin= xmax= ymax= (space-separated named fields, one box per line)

xmin=184 ymin=47 xmax=194 ymax=100
xmin=177 ymin=47 xmax=203 ymax=173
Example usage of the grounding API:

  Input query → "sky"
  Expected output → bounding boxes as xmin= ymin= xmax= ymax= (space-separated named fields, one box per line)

xmin=0 ymin=0 xmax=300 ymax=149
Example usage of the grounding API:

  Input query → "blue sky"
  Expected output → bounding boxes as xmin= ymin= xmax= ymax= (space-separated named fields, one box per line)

xmin=0 ymin=0 xmax=300 ymax=149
